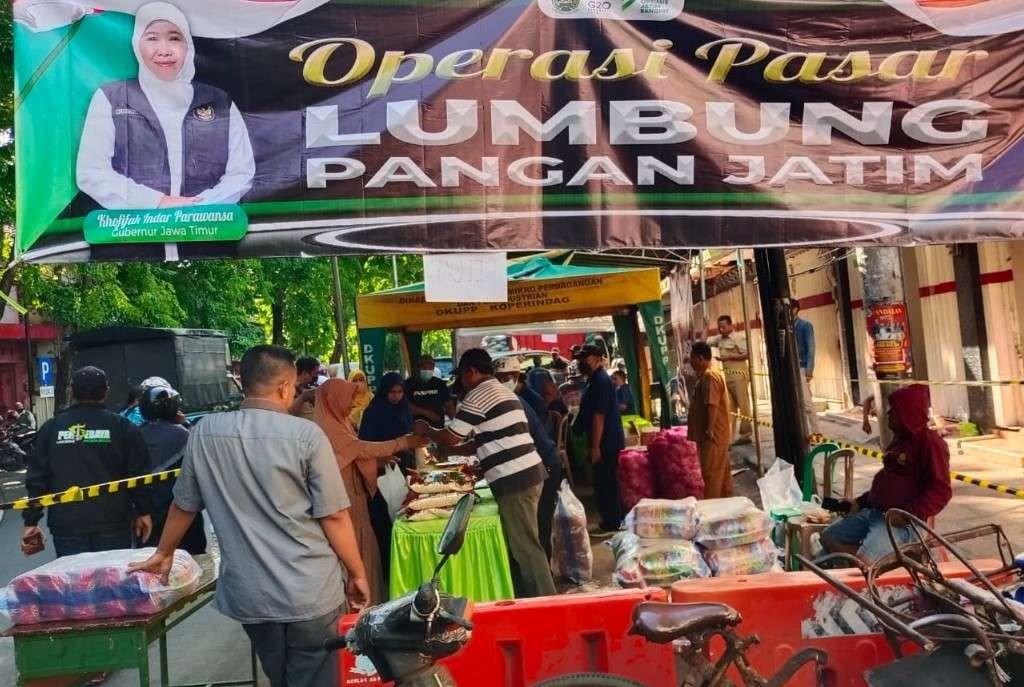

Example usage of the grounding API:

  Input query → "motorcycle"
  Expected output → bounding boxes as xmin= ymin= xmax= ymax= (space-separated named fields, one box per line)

xmin=326 ymin=493 xmax=476 ymax=687
xmin=0 ymin=426 xmax=35 ymax=472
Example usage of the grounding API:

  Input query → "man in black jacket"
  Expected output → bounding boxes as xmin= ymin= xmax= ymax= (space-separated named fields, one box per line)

xmin=21 ymin=366 xmax=154 ymax=557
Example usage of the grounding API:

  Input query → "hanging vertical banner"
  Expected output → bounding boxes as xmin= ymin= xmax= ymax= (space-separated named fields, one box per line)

xmin=866 ymin=302 xmax=912 ymax=379
xmin=13 ymin=0 xmax=1024 ymax=263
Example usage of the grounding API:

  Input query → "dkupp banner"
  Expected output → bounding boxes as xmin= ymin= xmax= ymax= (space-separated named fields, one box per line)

xmin=13 ymin=0 xmax=1024 ymax=262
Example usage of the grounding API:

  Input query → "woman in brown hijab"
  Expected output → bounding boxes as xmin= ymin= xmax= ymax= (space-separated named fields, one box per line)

xmin=315 ymin=378 xmax=426 ymax=604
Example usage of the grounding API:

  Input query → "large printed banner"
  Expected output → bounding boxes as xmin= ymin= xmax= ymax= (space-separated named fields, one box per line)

xmin=14 ymin=0 xmax=1024 ymax=262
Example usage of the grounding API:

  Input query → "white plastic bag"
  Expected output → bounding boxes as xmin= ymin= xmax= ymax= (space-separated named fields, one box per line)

xmin=379 ymin=463 xmax=408 ymax=521
xmin=757 ymin=458 xmax=803 ymax=513
xmin=1 ymin=548 xmax=202 ymax=625
xmin=550 ymin=480 xmax=593 ymax=584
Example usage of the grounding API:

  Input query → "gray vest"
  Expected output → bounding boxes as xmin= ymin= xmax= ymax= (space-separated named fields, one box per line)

xmin=100 ymin=79 xmax=231 ymax=198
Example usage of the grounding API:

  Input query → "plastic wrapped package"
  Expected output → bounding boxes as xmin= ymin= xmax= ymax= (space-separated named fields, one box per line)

xmin=406 ymin=508 xmax=455 ymax=522
xmin=608 ymin=532 xmax=710 ymax=588
xmin=2 ymin=549 xmax=202 ymax=625
xmin=405 ymin=492 xmax=465 ymax=511
xmin=617 ymin=448 xmax=657 ymax=513
xmin=646 ymin=431 xmax=704 ymax=500
xmin=624 ymin=498 xmax=699 ymax=540
xmin=701 ymin=538 xmax=781 ymax=577
xmin=695 ymin=497 xmax=772 ymax=550
xmin=550 ymin=480 xmax=593 ymax=584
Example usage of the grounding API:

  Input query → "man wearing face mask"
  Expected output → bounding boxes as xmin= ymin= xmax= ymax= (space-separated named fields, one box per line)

xmin=405 ymin=354 xmax=454 ymax=427
xmin=572 ymin=344 xmax=625 ymax=535
xmin=494 ymin=357 xmax=563 ymax=560
xmin=414 ymin=349 xmax=556 ymax=598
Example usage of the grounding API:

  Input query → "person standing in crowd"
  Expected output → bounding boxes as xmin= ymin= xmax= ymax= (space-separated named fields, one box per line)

xmin=13 ymin=401 xmax=36 ymax=431
xmin=346 ymin=369 xmax=372 ymax=429
xmin=688 ymin=342 xmax=733 ymax=498
xmin=131 ymin=345 xmax=368 ymax=687
xmin=791 ymin=301 xmax=820 ymax=436
xmin=707 ymin=315 xmax=753 ymax=445
xmin=414 ymin=349 xmax=556 ymax=598
xmin=823 ymin=384 xmax=952 ymax=562
xmin=573 ymin=344 xmax=625 ymax=535
xmin=405 ymin=354 xmax=454 ymax=426
xmin=289 ymin=356 xmax=321 ymax=420
xmin=611 ymin=370 xmax=637 ymax=416
xmin=315 ymin=378 xmax=427 ymax=605
xmin=527 ymin=367 xmax=570 ymax=419
xmin=547 ymin=347 xmax=569 ymax=374
xmin=495 ymin=357 xmax=563 ymax=559
xmin=138 ymin=385 xmax=206 ymax=554
xmin=21 ymin=366 xmax=153 ymax=557
xmin=358 ymin=371 xmax=416 ymax=579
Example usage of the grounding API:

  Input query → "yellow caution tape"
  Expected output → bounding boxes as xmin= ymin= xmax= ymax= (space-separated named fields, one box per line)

xmin=728 ymin=411 xmax=1024 ymax=500
xmin=0 ymin=469 xmax=181 ymax=511
xmin=723 ymin=367 xmax=1024 ymax=389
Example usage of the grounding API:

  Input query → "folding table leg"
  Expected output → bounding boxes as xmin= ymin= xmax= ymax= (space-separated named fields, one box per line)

xmin=160 ymin=633 xmax=170 ymax=687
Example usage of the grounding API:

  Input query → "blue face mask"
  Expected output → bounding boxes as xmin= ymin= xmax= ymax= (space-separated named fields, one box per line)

xmin=419 ymin=369 xmax=434 ymax=382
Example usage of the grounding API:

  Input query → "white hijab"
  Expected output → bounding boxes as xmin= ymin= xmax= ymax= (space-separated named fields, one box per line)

xmin=132 ymin=2 xmax=195 ymax=112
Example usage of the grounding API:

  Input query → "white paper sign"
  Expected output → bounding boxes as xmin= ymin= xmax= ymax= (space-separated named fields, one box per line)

xmin=39 ymin=386 xmax=54 ymax=398
xmin=424 ymin=252 xmax=508 ymax=303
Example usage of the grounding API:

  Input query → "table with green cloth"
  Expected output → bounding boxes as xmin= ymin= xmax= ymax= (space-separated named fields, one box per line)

xmin=389 ymin=492 xmax=515 ymax=602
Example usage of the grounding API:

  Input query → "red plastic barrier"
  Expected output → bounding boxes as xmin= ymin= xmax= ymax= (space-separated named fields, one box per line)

xmin=338 ymin=589 xmax=673 ymax=686
xmin=669 ymin=559 xmax=1005 ymax=687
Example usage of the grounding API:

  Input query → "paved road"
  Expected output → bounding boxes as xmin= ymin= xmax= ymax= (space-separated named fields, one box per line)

xmin=0 ymin=469 xmax=266 ymax=687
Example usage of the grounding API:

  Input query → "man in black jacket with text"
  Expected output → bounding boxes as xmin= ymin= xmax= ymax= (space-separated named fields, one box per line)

xmin=22 ymin=366 xmax=154 ymax=557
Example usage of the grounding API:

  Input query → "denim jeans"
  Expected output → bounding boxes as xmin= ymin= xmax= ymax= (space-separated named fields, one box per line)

xmin=51 ymin=530 xmax=133 ymax=558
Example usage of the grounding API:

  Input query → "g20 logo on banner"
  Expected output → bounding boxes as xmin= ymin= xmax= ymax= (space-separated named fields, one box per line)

xmin=538 ymin=0 xmax=684 ymax=21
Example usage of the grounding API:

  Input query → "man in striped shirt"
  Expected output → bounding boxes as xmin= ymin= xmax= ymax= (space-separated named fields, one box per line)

xmin=414 ymin=348 xmax=557 ymax=598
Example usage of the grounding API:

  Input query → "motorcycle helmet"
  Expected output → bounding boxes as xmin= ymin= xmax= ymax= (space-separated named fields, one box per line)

xmin=140 ymin=376 xmax=171 ymax=390
xmin=140 ymin=386 xmax=182 ymax=422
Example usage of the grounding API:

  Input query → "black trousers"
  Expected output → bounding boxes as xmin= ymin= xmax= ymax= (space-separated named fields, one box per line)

xmin=537 ymin=464 xmax=562 ymax=559
xmin=594 ymin=448 xmax=622 ymax=531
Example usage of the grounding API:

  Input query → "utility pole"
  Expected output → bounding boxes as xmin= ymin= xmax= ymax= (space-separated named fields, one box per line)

xmin=754 ymin=248 xmax=809 ymax=480
xmin=856 ymin=248 xmax=914 ymax=446
xmin=392 ymin=255 xmax=400 ymax=288
xmin=330 ymin=256 xmax=350 ymax=372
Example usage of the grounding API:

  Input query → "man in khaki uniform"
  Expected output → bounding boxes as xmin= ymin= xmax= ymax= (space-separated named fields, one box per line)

xmin=707 ymin=315 xmax=752 ymax=444
xmin=687 ymin=342 xmax=734 ymax=499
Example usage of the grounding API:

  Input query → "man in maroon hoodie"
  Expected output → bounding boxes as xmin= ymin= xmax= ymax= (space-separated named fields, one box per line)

xmin=822 ymin=384 xmax=952 ymax=562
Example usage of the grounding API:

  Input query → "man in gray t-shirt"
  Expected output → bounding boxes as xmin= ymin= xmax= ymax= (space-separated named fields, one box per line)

xmin=131 ymin=346 xmax=367 ymax=687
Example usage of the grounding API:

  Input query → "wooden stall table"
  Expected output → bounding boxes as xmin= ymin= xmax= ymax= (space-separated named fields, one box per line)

xmin=2 ymin=555 xmax=257 ymax=687
xmin=389 ymin=491 xmax=515 ymax=602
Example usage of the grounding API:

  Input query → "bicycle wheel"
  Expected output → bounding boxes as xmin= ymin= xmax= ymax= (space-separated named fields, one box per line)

xmin=533 ymin=673 xmax=648 ymax=687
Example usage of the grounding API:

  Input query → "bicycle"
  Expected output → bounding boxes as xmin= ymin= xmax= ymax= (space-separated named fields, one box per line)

xmin=534 ymin=601 xmax=831 ymax=687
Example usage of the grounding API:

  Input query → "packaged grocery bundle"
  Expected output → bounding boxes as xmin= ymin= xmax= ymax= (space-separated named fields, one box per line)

xmin=617 ymin=448 xmax=656 ymax=513
xmin=407 ymin=468 xmax=476 ymax=494
xmin=550 ymin=480 xmax=593 ymax=584
xmin=624 ymin=497 xmax=699 ymax=540
xmin=608 ymin=532 xmax=709 ymax=588
xmin=701 ymin=538 xmax=781 ymax=577
xmin=401 ymin=467 xmax=477 ymax=521
xmin=2 ymin=549 xmax=202 ymax=625
xmin=646 ymin=431 xmax=704 ymax=500
xmin=694 ymin=497 xmax=773 ymax=550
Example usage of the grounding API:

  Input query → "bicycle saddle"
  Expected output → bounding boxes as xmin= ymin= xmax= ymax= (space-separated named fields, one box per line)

xmin=629 ymin=602 xmax=742 ymax=644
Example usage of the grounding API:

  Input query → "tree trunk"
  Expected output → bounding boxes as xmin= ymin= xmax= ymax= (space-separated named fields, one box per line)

xmin=271 ymin=289 xmax=285 ymax=345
